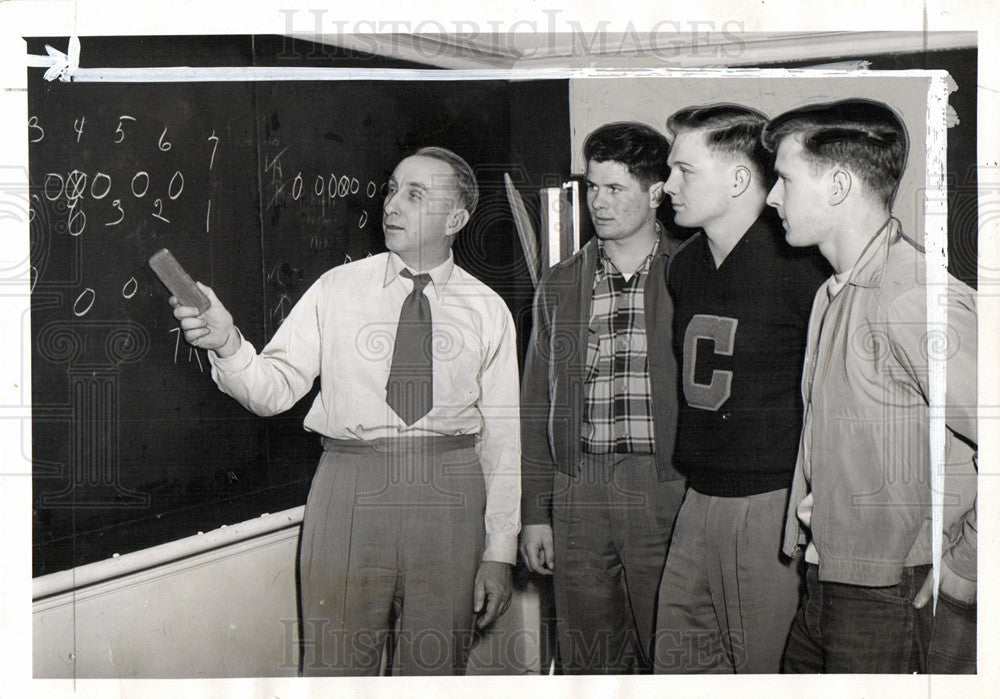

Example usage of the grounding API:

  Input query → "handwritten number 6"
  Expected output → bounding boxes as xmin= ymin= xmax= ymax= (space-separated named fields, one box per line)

xmin=158 ymin=126 xmax=172 ymax=152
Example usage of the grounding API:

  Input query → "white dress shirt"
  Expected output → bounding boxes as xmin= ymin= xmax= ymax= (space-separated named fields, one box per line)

xmin=209 ymin=251 xmax=521 ymax=564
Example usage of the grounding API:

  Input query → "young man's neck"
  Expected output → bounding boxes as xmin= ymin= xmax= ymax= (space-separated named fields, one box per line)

xmin=702 ymin=200 xmax=764 ymax=268
xmin=600 ymin=222 xmax=660 ymax=278
xmin=821 ymin=207 xmax=892 ymax=275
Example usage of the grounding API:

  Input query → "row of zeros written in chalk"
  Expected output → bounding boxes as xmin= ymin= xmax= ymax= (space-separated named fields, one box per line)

xmin=39 ymin=169 xmax=186 ymax=235
xmin=277 ymin=172 xmax=389 ymax=202
xmin=65 ymin=246 xmax=377 ymax=318
xmin=66 ymin=278 xmax=139 ymax=317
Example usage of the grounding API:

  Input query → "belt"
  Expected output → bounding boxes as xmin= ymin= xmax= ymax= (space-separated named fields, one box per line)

xmin=320 ymin=434 xmax=476 ymax=454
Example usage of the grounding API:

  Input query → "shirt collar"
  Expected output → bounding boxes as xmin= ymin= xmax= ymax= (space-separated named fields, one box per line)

xmin=846 ymin=217 xmax=900 ymax=289
xmin=595 ymin=232 xmax=661 ymax=277
xmin=384 ymin=251 xmax=454 ymax=299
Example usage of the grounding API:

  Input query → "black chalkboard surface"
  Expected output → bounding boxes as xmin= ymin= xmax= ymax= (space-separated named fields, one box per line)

xmin=28 ymin=36 xmax=569 ymax=577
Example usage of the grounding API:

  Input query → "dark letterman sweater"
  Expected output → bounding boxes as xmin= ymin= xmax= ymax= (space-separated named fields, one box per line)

xmin=666 ymin=210 xmax=829 ymax=497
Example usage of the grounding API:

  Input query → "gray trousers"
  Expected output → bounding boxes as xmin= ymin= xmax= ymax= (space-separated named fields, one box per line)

xmin=654 ymin=487 xmax=801 ymax=673
xmin=298 ymin=436 xmax=484 ymax=676
xmin=551 ymin=453 xmax=686 ymax=674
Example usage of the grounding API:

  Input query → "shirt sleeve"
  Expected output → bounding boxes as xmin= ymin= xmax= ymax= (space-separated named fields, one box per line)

xmin=208 ymin=276 xmax=326 ymax=417
xmin=886 ymin=277 xmax=978 ymax=580
xmin=885 ymin=278 xmax=977 ymax=445
xmin=944 ymin=495 xmax=977 ymax=582
xmin=476 ymin=304 xmax=522 ymax=564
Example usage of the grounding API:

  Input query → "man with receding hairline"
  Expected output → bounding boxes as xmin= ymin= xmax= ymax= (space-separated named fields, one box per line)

xmin=168 ymin=146 xmax=520 ymax=676
xmin=654 ymin=104 xmax=828 ymax=674
xmin=764 ymin=98 xmax=977 ymax=673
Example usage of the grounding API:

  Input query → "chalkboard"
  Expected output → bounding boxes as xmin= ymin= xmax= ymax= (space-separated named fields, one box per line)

xmin=28 ymin=36 xmax=570 ymax=577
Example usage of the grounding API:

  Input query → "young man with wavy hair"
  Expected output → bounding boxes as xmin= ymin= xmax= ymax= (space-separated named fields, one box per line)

xmin=764 ymin=99 xmax=977 ymax=673
xmin=654 ymin=105 xmax=828 ymax=674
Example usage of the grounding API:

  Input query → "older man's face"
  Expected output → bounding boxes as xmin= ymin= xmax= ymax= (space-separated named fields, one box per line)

xmin=383 ymin=155 xmax=462 ymax=270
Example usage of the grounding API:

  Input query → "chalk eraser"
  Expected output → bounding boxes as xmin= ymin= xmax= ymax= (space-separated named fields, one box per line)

xmin=148 ymin=248 xmax=210 ymax=313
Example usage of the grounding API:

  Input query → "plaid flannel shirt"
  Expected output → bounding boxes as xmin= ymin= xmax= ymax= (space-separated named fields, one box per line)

xmin=581 ymin=239 xmax=658 ymax=454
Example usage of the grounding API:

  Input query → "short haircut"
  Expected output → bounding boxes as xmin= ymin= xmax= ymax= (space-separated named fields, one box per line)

xmin=762 ymin=99 xmax=908 ymax=208
xmin=583 ymin=122 xmax=671 ymax=188
xmin=413 ymin=146 xmax=479 ymax=214
xmin=666 ymin=104 xmax=773 ymax=186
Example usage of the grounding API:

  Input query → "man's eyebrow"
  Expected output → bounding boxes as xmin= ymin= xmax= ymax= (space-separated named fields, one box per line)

xmin=585 ymin=178 xmax=628 ymax=187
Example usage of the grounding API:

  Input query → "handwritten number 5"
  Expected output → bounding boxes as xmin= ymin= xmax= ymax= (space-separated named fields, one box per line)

xmin=115 ymin=115 xmax=136 ymax=144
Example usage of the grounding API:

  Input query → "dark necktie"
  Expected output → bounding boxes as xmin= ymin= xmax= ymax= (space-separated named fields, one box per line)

xmin=386 ymin=269 xmax=433 ymax=425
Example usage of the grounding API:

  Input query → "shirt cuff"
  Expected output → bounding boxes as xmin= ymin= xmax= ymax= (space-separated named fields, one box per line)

xmin=943 ymin=538 xmax=977 ymax=582
xmin=482 ymin=535 xmax=517 ymax=565
xmin=208 ymin=330 xmax=253 ymax=372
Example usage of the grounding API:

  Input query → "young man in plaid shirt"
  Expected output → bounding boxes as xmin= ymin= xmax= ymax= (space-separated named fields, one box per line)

xmin=520 ymin=122 xmax=686 ymax=673
xmin=654 ymin=105 xmax=829 ymax=673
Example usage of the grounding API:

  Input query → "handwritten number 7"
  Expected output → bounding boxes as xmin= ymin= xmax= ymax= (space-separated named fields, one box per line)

xmin=208 ymin=131 xmax=220 ymax=170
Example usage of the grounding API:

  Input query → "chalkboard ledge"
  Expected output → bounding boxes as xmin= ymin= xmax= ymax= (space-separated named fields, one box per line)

xmin=33 ymin=506 xmax=305 ymax=601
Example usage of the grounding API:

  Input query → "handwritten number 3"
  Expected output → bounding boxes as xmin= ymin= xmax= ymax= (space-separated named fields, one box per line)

xmin=28 ymin=116 xmax=45 ymax=143
xmin=106 ymin=199 xmax=125 ymax=227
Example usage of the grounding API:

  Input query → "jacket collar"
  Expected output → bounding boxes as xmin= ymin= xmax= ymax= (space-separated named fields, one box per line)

xmin=581 ymin=221 xmax=673 ymax=271
xmin=846 ymin=217 xmax=905 ymax=289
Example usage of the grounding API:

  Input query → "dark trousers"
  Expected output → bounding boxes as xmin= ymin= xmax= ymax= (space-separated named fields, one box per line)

xmin=551 ymin=453 xmax=686 ymax=674
xmin=298 ymin=436 xmax=485 ymax=676
xmin=784 ymin=563 xmax=976 ymax=674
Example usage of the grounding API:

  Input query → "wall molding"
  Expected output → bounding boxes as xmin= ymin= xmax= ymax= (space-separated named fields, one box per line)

xmin=33 ymin=506 xmax=304 ymax=602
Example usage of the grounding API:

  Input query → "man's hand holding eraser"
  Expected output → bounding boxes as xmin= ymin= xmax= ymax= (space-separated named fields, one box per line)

xmin=149 ymin=248 xmax=240 ymax=358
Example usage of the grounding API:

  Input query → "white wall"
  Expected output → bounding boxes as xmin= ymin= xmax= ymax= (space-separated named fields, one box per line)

xmin=34 ymin=526 xmax=301 ymax=678
xmin=33 ymin=522 xmax=540 ymax=678
xmin=569 ymin=72 xmax=937 ymax=241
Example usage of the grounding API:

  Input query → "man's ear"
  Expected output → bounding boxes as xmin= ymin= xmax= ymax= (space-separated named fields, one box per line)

xmin=447 ymin=208 xmax=470 ymax=233
xmin=830 ymin=169 xmax=852 ymax=206
xmin=732 ymin=165 xmax=752 ymax=197
xmin=648 ymin=181 xmax=665 ymax=209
